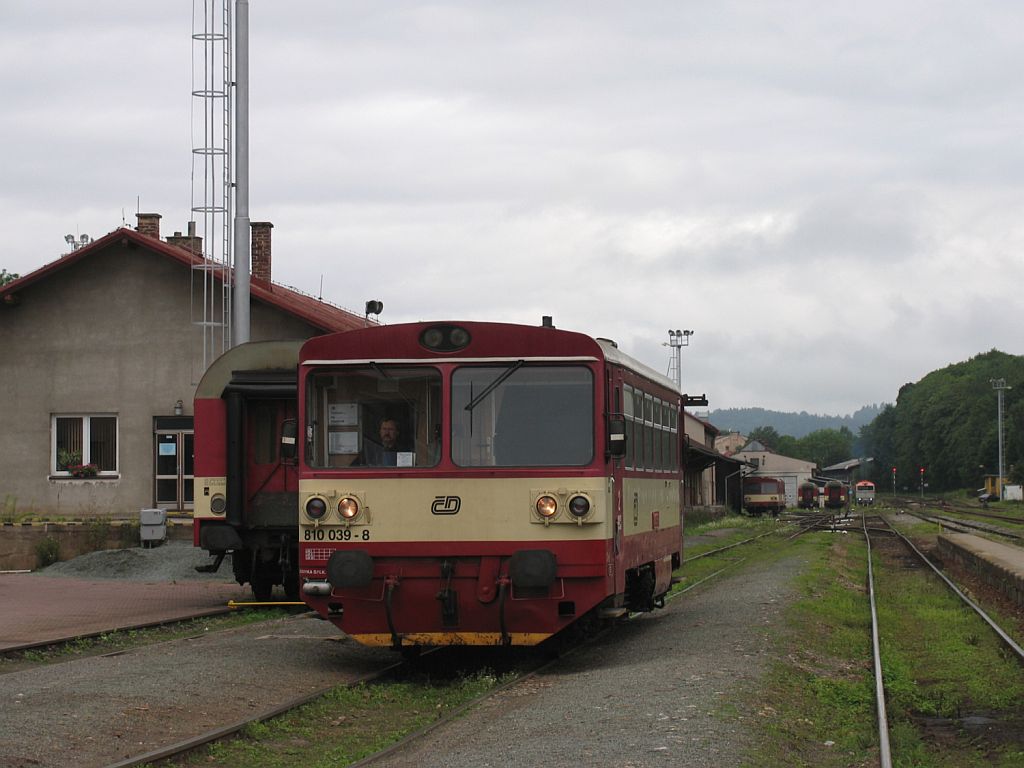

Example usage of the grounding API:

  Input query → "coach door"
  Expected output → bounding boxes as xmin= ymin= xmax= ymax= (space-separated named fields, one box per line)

xmin=244 ymin=399 xmax=298 ymax=527
xmin=154 ymin=417 xmax=195 ymax=511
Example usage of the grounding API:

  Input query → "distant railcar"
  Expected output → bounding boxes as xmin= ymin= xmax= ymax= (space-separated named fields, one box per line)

xmin=742 ymin=476 xmax=786 ymax=517
xmin=797 ymin=481 xmax=819 ymax=510
xmin=823 ymin=480 xmax=848 ymax=512
xmin=855 ymin=480 xmax=876 ymax=505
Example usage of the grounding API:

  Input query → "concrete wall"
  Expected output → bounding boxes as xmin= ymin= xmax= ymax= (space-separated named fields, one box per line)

xmin=0 ymin=521 xmax=192 ymax=571
xmin=0 ymin=240 xmax=321 ymax=518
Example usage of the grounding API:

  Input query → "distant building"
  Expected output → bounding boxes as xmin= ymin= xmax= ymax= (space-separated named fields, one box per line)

xmin=714 ymin=431 xmax=746 ymax=456
xmin=0 ymin=213 xmax=367 ymax=519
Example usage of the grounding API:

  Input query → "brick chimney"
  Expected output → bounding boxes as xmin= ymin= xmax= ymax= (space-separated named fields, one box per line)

xmin=166 ymin=221 xmax=203 ymax=256
xmin=135 ymin=213 xmax=161 ymax=240
xmin=251 ymin=221 xmax=273 ymax=284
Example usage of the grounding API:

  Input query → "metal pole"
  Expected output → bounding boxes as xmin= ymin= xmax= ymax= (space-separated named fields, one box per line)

xmin=991 ymin=379 xmax=1011 ymax=499
xmin=232 ymin=0 xmax=251 ymax=346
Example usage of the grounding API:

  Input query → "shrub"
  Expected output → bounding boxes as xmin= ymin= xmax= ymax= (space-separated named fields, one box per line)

xmin=35 ymin=536 xmax=61 ymax=568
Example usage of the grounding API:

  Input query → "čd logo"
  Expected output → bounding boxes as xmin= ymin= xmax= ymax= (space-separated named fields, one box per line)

xmin=431 ymin=496 xmax=461 ymax=515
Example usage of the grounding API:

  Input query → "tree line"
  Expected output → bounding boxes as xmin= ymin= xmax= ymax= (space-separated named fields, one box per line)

xmin=745 ymin=424 xmax=856 ymax=472
xmin=744 ymin=350 xmax=1023 ymax=492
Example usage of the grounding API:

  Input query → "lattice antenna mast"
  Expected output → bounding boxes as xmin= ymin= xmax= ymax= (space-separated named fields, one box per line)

xmin=190 ymin=0 xmax=233 ymax=376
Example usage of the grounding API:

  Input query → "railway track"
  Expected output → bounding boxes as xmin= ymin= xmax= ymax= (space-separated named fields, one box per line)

xmin=861 ymin=510 xmax=1024 ymax=767
xmin=892 ymin=495 xmax=1024 ymax=527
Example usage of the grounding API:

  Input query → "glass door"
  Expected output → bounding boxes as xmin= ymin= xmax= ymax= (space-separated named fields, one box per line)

xmin=155 ymin=431 xmax=194 ymax=511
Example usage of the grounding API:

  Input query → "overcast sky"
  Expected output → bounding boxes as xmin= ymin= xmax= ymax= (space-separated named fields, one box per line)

xmin=4 ymin=1 xmax=1023 ymax=416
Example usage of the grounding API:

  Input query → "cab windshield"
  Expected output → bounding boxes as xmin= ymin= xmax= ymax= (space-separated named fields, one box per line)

xmin=306 ymin=367 xmax=442 ymax=469
xmin=451 ymin=365 xmax=594 ymax=467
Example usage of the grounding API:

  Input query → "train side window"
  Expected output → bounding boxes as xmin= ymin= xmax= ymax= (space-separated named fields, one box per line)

xmin=623 ymin=385 xmax=634 ymax=469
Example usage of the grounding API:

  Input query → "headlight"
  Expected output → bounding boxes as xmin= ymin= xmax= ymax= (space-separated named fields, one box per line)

xmin=536 ymin=495 xmax=558 ymax=518
xmin=421 ymin=328 xmax=444 ymax=348
xmin=448 ymin=327 xmax=471 ymax=347
xmin=209 ymin=494 xmax=226 ymax=515
xmin=419 ymin=324 xmax=471 ymax=352
xmin=568 ymin=495 xmax=591 ymax=518
xmin=339 ymin=496 xmax=360 ymax=520
xmin=305 ymin=497 xmax=328 ymax=520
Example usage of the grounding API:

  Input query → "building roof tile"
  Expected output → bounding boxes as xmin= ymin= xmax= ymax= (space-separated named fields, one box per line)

xmin=0 ymin=227 xmax=369 ymax=333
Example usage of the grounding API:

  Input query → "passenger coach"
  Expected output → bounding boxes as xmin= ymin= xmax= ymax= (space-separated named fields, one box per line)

xmin=296 ymin=321 xmax=684 ymax=649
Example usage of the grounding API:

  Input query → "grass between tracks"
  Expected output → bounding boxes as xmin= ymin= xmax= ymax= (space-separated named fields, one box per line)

xmin=155 ymin=671 xmax=507 ymax=768
xmin=743 ymin=510 xmax=1024 ymax=768
xmin=0 ymin=608 xmax=302 ymax=673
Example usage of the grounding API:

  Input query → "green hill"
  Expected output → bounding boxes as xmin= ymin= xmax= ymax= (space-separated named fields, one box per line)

xmin=709 ymin=405 xmax=883 ymax=439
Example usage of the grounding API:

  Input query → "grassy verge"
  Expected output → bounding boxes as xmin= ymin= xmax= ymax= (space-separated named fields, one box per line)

xmin=0 ymin=608 xmax=301 ymax=672
xmin=158 ymin=671 xmax=508 ymax=768
xmin=743 ymin=528 xmax=1024 ymax=767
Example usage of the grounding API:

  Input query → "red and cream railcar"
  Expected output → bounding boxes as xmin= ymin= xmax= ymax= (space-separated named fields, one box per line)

xmin=296 ymin=321 xmax=683 ymax=649
xmin=742 ymin=476 xmax=786 ymax=517
xmin=193 ymin=341 xmax=304 ymax=600
xmin=823 ymin=479 xmax=848 ymax=511
xmin=797 ymin=481 xmax=819 ymax=510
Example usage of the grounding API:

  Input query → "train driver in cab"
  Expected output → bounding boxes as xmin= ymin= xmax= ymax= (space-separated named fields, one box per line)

xmin=354 ymin=417 xmax=408 ymax=466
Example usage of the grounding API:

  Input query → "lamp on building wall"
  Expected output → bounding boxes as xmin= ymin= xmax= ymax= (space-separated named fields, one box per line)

xmin=174 ymin=399 xmax=184 ymax=416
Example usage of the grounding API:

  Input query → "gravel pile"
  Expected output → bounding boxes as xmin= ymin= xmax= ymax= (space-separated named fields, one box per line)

xmin=33 ymin=541 xmax=236 ymax=583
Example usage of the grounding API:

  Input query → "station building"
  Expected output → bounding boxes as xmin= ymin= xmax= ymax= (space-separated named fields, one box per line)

xmin=0 ymin=214 xmax=367 ymax=519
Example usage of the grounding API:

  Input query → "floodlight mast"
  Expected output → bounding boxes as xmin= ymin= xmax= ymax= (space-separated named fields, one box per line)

xmin=664 ymin=329 xmax=694 ymax=391
xmin=991 ymin=378 xmax=1011 ymax=499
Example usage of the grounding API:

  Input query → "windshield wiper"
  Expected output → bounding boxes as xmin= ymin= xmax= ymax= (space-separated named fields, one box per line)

xmin=464 ymin=360 xmax=524 ymax=412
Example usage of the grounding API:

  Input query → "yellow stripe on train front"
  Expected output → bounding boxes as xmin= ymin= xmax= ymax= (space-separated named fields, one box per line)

xmin=349 ymin=632 xmax=555 ymax=647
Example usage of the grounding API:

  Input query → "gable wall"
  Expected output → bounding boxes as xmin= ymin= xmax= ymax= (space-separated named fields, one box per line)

xmin=0 ymin=241 xmax=321 ymax=518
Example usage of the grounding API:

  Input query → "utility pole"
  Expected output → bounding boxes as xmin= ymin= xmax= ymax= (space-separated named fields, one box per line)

xmin=991 ymin=378 xmax=1011 ymax=499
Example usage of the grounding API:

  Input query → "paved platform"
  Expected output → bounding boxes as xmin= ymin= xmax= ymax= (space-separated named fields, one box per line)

xmin=937 ymin=532 xmax=1024 ymax=608
xmin=0 ymin=574 xmax=251 ymax=652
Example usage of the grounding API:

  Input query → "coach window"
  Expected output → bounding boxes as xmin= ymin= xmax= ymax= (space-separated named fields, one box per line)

xmin=633 ymin=390 xmax=644 ymax=469
xmin=306 ymin=367 xmax=442 ymax=469
xmin=643 ymin=397 xmax=651 ymax=475
xmin=452 ymin=365 xmax=593 ymax=467
xmin=623 ymin=384 xmax=635 ymax=469
xmin=52 ymin=414 xmax=118 ymax=477
xmin=660 ymin=401 xmax=671 ymax=471
xmin=669 ymin=405 xmax=679 ymax=468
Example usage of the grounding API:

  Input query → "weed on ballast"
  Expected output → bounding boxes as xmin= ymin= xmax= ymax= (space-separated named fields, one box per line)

xmin=161 ymin=671 xmax=510 ymax=768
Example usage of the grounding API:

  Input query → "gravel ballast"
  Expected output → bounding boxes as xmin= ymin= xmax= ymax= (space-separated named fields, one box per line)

xmin=372 ymin=549 xmax=811 ymax=768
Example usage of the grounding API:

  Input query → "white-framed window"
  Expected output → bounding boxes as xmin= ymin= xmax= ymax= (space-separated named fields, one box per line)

xmin=51 ymin=414 xmax=119 ymax=477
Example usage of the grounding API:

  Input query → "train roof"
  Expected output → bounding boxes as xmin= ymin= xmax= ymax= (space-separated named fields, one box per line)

xmin=300 ymin=321 xmax=680 ymax=394
xmin=597 ymin=338 xmax=679 ymax=393
xmin=195 ymin=340 xmax=304 ymax=398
